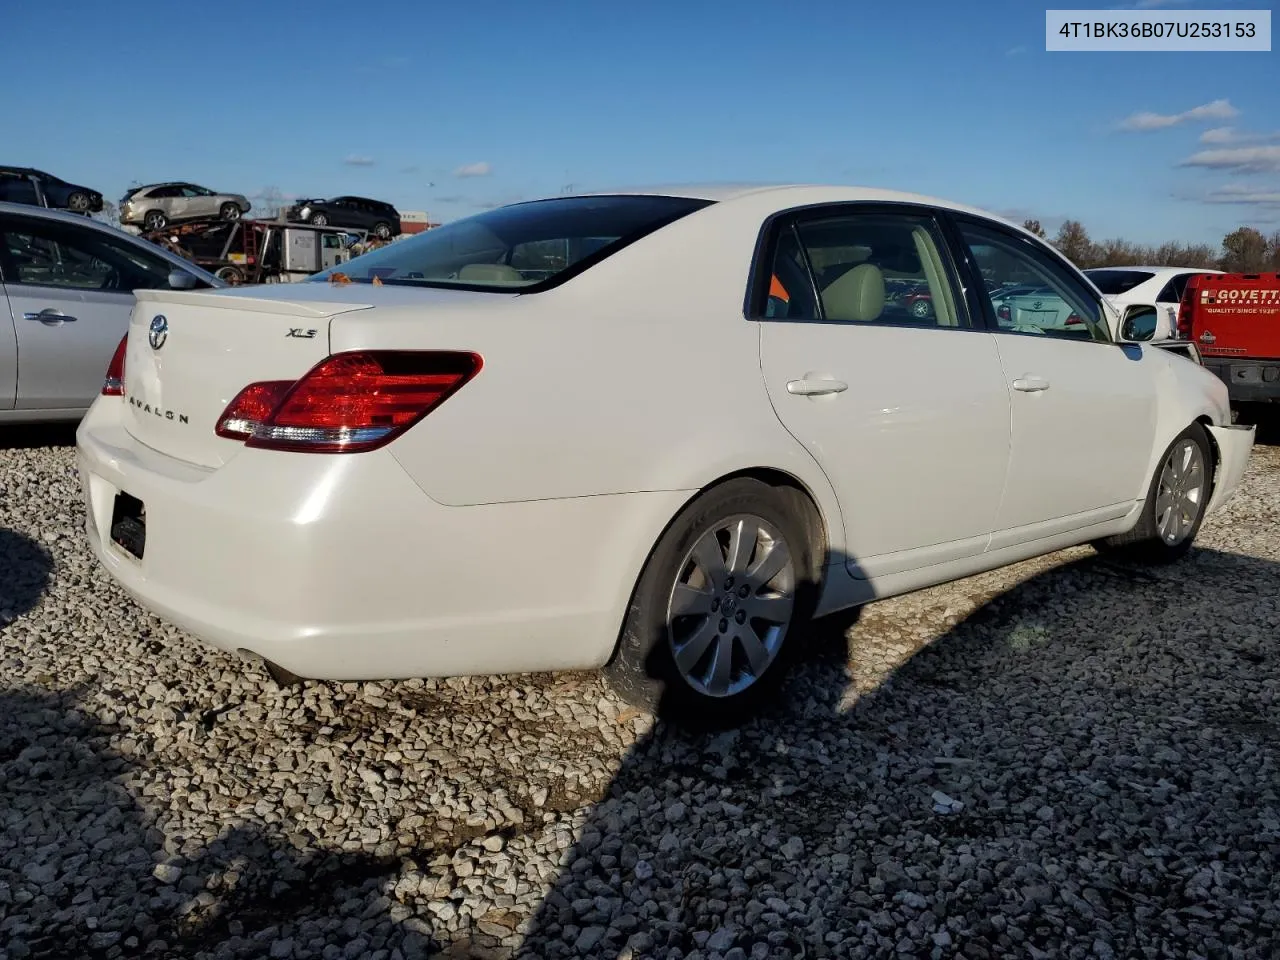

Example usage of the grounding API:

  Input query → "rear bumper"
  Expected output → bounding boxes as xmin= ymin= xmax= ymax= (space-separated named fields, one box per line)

xmin=1205 ymin=423 xmax=1256 ymax=517
xmin=75 ymin=398 xmax=688 ymax=681
xmin=1203 ymin=358 xmax=1280 ymax=404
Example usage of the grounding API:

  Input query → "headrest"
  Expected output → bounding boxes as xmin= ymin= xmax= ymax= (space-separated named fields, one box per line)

xmin=821 ymin=262 xmax=885 ymax=322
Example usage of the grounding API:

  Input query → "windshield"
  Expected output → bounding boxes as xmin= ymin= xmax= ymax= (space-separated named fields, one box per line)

xmin=1085 ymin=269 xmax=1155 ymax=295
xmin=310 ymin=194 xmax=713 ymax=290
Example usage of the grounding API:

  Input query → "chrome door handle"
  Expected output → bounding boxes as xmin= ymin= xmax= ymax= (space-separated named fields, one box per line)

xmin=1011 ymin=376 xmax=1049 ymax=392
xmin=24 ymin=309 xmax=77 ymax=325
xmin=787 ymin=378 xmax=848 ymax=396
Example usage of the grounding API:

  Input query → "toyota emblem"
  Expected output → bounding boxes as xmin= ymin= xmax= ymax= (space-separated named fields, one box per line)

xmin=148 ymin=315 xmax=169 ymax=350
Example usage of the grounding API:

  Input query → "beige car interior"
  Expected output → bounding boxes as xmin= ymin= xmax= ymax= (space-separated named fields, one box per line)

xmin=816 ymin=225 xmax=963 ymax=327
xmin=457 ymin=263 xmax=526 ymax=284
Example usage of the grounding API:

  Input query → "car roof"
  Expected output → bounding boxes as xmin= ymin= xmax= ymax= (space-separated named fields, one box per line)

xmin=559 ymin=182 xmax=1035 ymax=234
xmin=1085 ymin=265 xmax=1224 ymax=275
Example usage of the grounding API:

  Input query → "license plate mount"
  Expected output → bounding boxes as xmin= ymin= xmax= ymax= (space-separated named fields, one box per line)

xmin=110 ymin=491 xmax=146 ymax=560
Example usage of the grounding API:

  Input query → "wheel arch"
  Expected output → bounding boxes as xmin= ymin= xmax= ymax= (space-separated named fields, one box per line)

xmin=602 ymin=464 xmax=834 ymax=668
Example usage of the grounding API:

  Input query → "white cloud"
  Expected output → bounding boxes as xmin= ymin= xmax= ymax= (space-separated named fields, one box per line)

xmin=1132 ymin=0 xmax=1193 ymax=7
xmin=455 ymin=162 xmax=493 ymax=178
xmin=1181 ymin=145 xmax=1280 ymax=174
xmin=1199 ymin=126 xmax=1280 ymax=145
xmin=1116 ymin=98 xmax=1239 ymax=131
xmin=343 ymin=155 xmax=376 ymax=167
xmin=1005 ymin=45 xmax=1027 ymax=56
xmin=1200 ymin=184 xmax=1280 ymax=207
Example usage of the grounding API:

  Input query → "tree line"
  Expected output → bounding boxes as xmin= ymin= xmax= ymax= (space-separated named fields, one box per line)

xmin=1021 ymin=219 xmax=1280 ymax=274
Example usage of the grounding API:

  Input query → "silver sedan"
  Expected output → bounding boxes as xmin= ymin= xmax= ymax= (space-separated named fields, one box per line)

xmin=1 ymin=203 xmax=223 ymax=423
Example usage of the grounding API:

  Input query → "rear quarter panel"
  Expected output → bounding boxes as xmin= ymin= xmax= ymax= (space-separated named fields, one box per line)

xmin=327 ymin=202 xmax=847 ymax=553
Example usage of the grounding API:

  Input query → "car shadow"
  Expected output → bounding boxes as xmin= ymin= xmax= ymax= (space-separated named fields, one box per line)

xmin=0 ymin=422 xmax=80 ymax=450
xmin=513 ymin=546 xmax=1280 ymax=958
xmin=3 ymin=540 xmax=1278 ymax=958
xmin=0 ymin=526 xmax=53 ymax=622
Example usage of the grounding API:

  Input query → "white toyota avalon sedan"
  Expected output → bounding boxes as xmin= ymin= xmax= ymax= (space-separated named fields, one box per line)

xmin=76 ymin=185 xmax=1256 ymax=726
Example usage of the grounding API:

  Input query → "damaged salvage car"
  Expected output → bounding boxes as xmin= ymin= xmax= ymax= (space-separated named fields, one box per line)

xmin=75 ymin=184 xmax=1256 ymax=726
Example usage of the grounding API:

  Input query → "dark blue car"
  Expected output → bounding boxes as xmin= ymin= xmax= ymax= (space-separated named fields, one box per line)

xmin=0 ymin=166 xmax=104 ymax=214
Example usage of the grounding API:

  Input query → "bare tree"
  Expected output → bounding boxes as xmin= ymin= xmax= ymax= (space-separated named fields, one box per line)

xmin=1022 ymin=219 xmax=1046 ymax=239
xmin=90 ymin=200 xmax=121 ymax=230
xmin=1267 ymin=231 xmax=1280 ymax=272
xmin=253 ymin=186 xmax=286 ymax=220
xmin=1220 ymin=227 xmax=1269 ymax=273
xmin=1053 ymin=220 xmax=1095 ymax=267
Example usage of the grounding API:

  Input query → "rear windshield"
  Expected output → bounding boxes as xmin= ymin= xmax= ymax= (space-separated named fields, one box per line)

xmin=1085 ymin=269 xmax=1155 ymax=295
xmin=310 ymin=194 xmax=713 ymax=290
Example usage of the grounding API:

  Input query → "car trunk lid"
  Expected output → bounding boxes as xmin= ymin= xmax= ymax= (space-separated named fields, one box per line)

xmin=121 ymin=288 xmax=373 ymax=468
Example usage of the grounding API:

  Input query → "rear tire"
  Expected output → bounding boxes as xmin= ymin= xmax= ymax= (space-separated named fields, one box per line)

xmin=603 ymin=478 xmax=820 ymax=729
xmin=373 ymin=222 xmax=391 ymax=240
xmin=215 ymin=266 xmax=244 ymax=284
xmin=1094 ymin=422 xmax=1213 ymax=564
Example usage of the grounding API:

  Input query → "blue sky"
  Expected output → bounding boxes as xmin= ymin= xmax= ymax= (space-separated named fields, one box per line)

xmin=2 ymin=0 xmax=1276 ymax=245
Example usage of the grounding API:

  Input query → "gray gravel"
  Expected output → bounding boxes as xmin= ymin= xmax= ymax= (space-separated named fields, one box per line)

xmin=1 ymin=428 xmax=1279 ymax=959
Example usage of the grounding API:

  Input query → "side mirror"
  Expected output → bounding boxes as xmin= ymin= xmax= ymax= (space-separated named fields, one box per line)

xmin=168 ymin=269 xmax=198 ymax=290
xmin=1120 ymin=304 xmax=1158 ymax=342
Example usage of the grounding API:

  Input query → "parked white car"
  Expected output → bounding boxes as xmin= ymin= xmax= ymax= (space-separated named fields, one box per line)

xmin=76 ymin=185 xmax=1256 ymax=726
xmin=1084 ymin=266 xmax=1223 ymax=342
xmin=1 ymin=203 xmax=222 ymax=423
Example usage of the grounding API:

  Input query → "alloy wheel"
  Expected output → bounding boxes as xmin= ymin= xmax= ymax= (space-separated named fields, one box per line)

xmin=1155 ymin=438 xmax=1206 ymax=545
xmin=666 ymin=515 xmax=797 ymax=698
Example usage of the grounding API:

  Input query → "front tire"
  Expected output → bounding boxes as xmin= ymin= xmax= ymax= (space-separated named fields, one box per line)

xmin=1095 ymin=423 xmax=1212 ymax=564
xmin=310 ymin=212 xmax=328 ymax=226
xmin=67 ymin=191 xmax=91 ymax=212
xmin=220 ymin=202 xmax=241 ymax=220
xmin=373 ymin=221 xmax=391 ymax=240
xmin=603 ymin=478 xmax=819 ymax=728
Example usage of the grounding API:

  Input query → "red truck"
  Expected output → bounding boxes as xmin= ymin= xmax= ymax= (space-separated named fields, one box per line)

xmin=1178 ymin=272 xmax=1280 ymax=411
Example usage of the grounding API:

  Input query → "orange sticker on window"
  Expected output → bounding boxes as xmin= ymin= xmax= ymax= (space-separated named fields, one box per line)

xmin=770 ymin=275 xmax=789 ymax=301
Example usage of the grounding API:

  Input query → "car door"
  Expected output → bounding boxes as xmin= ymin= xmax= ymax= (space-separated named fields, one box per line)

xmin=0 ymin=281 xmax=15 ymax=409
xmin=0 ymin=171 xmax=41 ymax=207
xmin=948 ymin=214 xmax=1158 ymax=545
xmin=0 ymin=213 xmax=184 ymax=410
xmin=756 ymin=204 xmax=1012 ymax=580
xmin=180 ymin=185 xmax=212 ymax=218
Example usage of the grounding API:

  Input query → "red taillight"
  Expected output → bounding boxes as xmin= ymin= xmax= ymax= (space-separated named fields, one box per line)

xmin=102 ymin=335 xmax=127 ymax=396
xmin=997 ymin=304 xmax=1011 ymax=322
xmin=215 ymin=381 xmax=294 ymax=440
xmin=1065 ymin=313 xmax=1083 ymax=326
xmin=217 ymin=351 xmax=482 ymax=454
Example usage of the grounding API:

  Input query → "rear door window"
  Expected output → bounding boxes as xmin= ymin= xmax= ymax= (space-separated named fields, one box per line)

xmin=0 ymin=216 xmax=202 ymax=291
xmin=0 ymin=173 xmax=39 ymax=205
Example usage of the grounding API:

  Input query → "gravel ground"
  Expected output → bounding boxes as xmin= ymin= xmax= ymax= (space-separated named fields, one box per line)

xmin=1 ymin=426 xmax=1279 ymax=960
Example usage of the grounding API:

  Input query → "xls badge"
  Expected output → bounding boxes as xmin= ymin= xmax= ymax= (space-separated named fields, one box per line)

xmin=148 ymin=315 xmax=169 ymax=350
